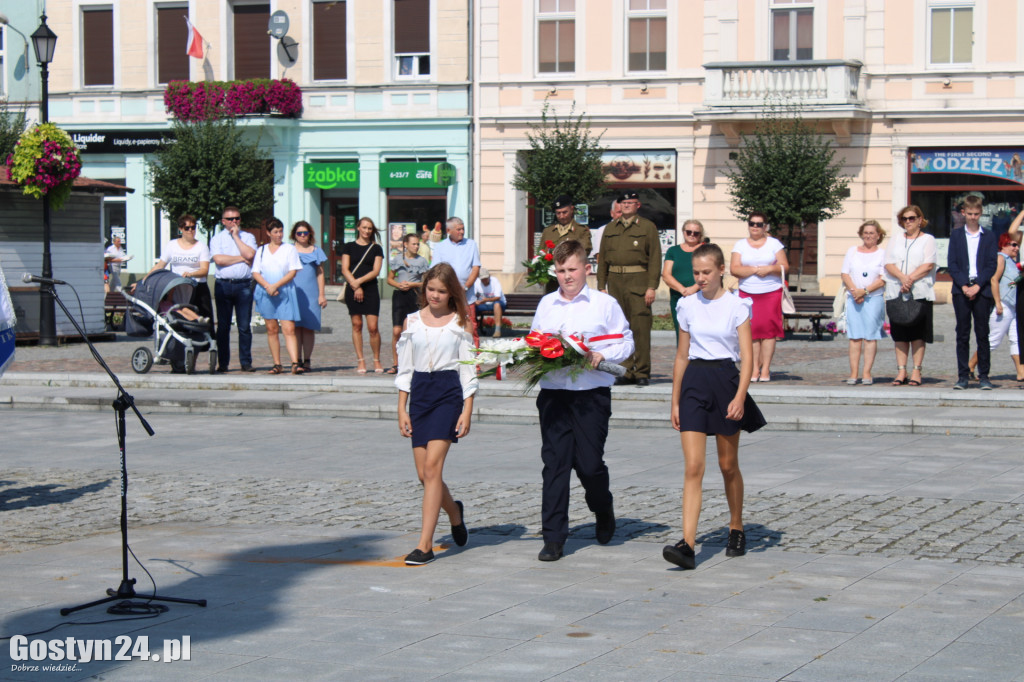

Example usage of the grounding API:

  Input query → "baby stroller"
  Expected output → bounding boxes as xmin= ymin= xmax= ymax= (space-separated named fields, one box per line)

xmin=124 ymin=270 xmax=217 ymax=374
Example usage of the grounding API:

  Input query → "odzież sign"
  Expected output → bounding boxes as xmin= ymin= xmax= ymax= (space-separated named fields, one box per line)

xmin=304 ymin=163 xmax=360 ymax=190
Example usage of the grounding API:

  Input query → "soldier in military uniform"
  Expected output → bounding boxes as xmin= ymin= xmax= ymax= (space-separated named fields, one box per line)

xmin=540 ymin=195 xmax=593 ymax=293
xmin=596 ymin=191 xmax=661 ymax=386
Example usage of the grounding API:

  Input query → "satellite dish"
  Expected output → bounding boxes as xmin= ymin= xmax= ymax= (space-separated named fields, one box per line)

xmin=277 ymin=37 xmax=299 ymax=68
xmin=268 ymin=10 xmax=289 ymax=39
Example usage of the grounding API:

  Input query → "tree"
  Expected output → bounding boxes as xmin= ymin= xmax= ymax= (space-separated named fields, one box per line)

xmin=725 ymin=105 xmax=850 ymax=230
xmin=512 ymin=101 xmax=607 ymax=210
xmin=0 ymin=101 xmax=28 ymax=161
xmin=148 ymin=118 xmax=276 ymax=238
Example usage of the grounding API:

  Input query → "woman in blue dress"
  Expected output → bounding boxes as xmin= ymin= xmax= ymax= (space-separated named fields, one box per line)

xmin=291 ymin=221 xmax=328 ymax=372
xmin=253 ymin=218 xmax=303 ymax=374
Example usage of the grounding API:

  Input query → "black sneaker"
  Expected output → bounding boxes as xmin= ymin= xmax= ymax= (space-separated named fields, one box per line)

xmin=451 ymin=500 xmax=468 ymax=547
xmin=240 ymin=364 xmax=255 ymax=373
xmin=595 ymin=505 xmax=616 ymax=545
xmin=662 ymin=539 xmax=695 ymax=569
xmin=404 ymin=549 xmax=435 ymax=565
xmin=726 ymin=529 xmax=746 ymax=557
xmin=538 ymin=541 xmax=564 ymax=562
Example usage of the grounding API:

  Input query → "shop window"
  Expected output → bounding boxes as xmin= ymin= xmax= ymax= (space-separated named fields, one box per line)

xmin=313 ymin=0 xmax=347 ymax=81
xmin=538 ymin=0 xmax=575 ymax=74
xmin=394 ymin=0 xmax=430 ymax=79
xmin=929 ymin=5 xmax=973 ymax=65
xmin=627 ymin=0 xmax=666 ymax=72
xmin=156 ymin=6 xmax=190 ymax=84
xmin=771 ymin=1 xmax=813 ymax=61
xmin=82 ymin=7 xmax=115 ymax=86
xmin=233 ymin=4 xmax=270 ymax=80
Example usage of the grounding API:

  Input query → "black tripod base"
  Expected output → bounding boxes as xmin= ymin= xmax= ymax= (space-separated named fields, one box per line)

xmin=60 ymin=578 xmax=206 ymax=616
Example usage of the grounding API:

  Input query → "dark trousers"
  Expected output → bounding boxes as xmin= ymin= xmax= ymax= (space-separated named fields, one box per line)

xmin=952 ymin=292 xmax=993 ymax=380
xmin=214 ymin=279 xmax=254 ymax=370
xmin=536 ymin=387 xmax=613 ymax=544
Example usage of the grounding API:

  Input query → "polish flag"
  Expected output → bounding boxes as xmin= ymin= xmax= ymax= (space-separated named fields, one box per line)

xmin=185 ymin=17 xmax=205 ymax=60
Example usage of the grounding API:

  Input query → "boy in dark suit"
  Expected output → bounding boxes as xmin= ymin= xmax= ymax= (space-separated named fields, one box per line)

xmin=947 ymin=194 xmax=999 ymax=389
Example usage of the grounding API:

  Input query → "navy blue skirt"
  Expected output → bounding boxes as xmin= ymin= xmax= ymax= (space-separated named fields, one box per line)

xmin=409 ymin=370 xmax=463 ymax=448
xmin=678 ymin=359 xmax=766 ymax=436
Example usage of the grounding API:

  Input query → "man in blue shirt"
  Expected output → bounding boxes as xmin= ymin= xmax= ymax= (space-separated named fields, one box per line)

xmin=431 ymin=216 xmax=481 ymax=343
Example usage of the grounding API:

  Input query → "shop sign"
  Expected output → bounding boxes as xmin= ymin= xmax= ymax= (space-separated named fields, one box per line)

xmin=304 ymin=163 xmax=360 ymax=189
xmin=601 ymin=151 xmax=675 ymax=185
xmin=71 ymin=129 xmax=175 ymax=154
xmin=379 ymin=162 xmax=456 ymax=188
xmin=910 ymin=149 xmax=1024 ymax=185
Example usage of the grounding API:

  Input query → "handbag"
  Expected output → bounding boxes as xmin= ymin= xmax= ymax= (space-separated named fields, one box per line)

xmin=780 ymin=265 xmax=796 ymax=315
xmin=886 ymin=295 xmax=925 ymax=326
xmin=336 ymin=243 xmax=373 ymax=302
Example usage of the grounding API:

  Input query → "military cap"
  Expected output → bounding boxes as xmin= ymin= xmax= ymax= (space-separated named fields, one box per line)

xmin=619 ymin=191 xmax=640 ymax=201
xmin=552 ymin=195 xmax=574 ymax=210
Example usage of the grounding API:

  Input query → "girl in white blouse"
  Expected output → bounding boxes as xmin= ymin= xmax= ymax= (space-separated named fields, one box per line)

xmin=395 ymin=263 xmax=478 ymax=566
xmin=665 ymin=243 xmax=766 ymax=571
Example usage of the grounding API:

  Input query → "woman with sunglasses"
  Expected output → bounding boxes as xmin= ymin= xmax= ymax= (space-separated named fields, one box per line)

xmin=730 ymin=213 xmax=788 ymax=382
xmin=146 ymin=214 xmax=213 ymax=328
xmin=290 ymin=221 xmax=328 ymax=372
xmin=663 ymin=220 xmax=706 ymax=343
xmin=968 ymin=233 xmax=1023 ymax=381
xmin=883 ymin=205 xmax=938 ymax=386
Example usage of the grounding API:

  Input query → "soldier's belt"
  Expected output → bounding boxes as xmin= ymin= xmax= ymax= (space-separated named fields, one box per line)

xmin=608 ymin=265 xmax=646 ymax=274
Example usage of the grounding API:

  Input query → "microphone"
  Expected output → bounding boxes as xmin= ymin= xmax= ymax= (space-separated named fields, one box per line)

xmin=22 ymin=273 xmax=68 ymax=286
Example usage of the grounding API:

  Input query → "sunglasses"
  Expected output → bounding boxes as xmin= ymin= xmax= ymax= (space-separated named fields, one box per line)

xmin=295 ymin=231 xmax=310 ymax=236
xmin=900 ymin=215 xmax=919 ymax=222
xmin=223 ymin=216 xmax=241 ymax=222
xmin=181 ymin=226 xmax=196 ymax=231
xmin=684 ymin=230 xmax=701 ymax=237
xmin=748 ymin=221 xmax=765 ymax=227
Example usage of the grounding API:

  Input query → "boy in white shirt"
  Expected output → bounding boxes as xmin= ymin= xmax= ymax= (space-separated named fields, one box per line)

xmin=531 ymin=240 xmax=634 ymax=562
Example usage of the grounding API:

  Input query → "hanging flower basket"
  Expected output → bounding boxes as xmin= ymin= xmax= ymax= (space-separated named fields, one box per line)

xmin=5 ymin=123 xmax=82 ymax=210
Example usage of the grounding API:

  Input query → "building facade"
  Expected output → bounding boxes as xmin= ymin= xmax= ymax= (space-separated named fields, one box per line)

xmin=3 ymin=0 xmax=470 ymax=285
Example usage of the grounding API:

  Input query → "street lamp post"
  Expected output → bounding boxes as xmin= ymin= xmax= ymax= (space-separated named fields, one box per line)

xmin=31 ymin=13 xmax=57 ymax=345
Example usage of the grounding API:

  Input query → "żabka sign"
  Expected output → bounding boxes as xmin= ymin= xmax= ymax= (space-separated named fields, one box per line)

xmin=304 ymin=163 xmax=360 ymax=190
xmin=910 ymin=150 xmax=1024 ymax=185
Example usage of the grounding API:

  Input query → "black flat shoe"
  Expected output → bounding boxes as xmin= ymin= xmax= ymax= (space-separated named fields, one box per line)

xmin=404 ymin=548 xmax=435 ymax=566
xmin=595 ymin=505 xmax=616 ymax=545
xmin=538 ymin=541 xmax=564 ymax=562
xmin=663 ymin=539 xmax=695 ymax=569
xmin=451 ymin=500 xmax=468 ymax=547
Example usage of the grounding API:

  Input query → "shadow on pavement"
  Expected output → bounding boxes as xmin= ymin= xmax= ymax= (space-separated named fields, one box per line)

xmin=0 ymin=478 xmax=114 ymax=512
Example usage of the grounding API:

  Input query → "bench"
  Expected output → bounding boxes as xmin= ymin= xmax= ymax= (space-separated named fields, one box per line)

xmin=104 ymin=291 xmax=128 ymax=331
xmin=784 ymin=294 xmax=835 ymax=340
xmin=475 ymin=292 xmax=544 ymax=333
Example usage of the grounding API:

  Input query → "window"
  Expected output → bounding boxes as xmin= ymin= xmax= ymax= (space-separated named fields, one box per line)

xmin=313 ymin=1 xmax=347 ymax=80
xmin=627 ymin=0 xmax=666 ymax=72
xmin=233 ymin=4 xmax=270 ymax=80
xmin=538 ymin=0 xmax=574 ymax=74
xmin=82 ymin=7 xmax=115 ymax=86
xmin=930 ymin=5 xmax=973 ymax=65
xmin=156 ymin=6 xmax=190 ymax=84
xmin=394 ymin=0 xmax=430 ymax=78
xmin=771 ymin=1 xmax=812 ymax=61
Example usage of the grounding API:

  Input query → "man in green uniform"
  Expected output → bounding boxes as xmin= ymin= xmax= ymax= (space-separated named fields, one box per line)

xmin=596 ymin=191 xmax=661 ymax=386
xmin=540 ymin=195 xmax=593 ymax=293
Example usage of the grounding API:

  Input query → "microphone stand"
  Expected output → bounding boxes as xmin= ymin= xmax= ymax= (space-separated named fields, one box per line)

xmin=45 ymin=285 xmax=206 ymax=616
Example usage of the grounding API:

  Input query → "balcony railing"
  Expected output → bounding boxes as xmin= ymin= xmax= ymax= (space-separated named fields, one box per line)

xmin=703 ymin=60 xmax=862 ymax=107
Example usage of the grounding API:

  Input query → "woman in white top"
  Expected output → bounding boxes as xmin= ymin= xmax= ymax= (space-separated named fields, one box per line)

xmin=395 ymin=262 xmax=478 ymax=566
xmin=253 ymin=218 xmax=303 ymax=375
xmin=730 ymin=212 xmax=789 ymax=382
xmin=146 ymin=214 xmax=213 ymax=325
xmin=840 ymin=220 xmax=887 ymax=385
xmin=664 ymin=243 xmax=766 ymax=571
xmin=883 ymin=205 xmax=938 ymax=387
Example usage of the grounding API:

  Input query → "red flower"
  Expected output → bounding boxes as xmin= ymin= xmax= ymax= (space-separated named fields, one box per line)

xmin=540 ymin=338 xmax=564 ymax=359
xmin=545 ymin=240 xmax=556 ymax=249
xmin=1017 ymin=262 xmax=1023 ymax=271
xmin=544 ymin=253 xmax=553 ymax=261
xmin=525 ymin=331 xmax=549 ymax=347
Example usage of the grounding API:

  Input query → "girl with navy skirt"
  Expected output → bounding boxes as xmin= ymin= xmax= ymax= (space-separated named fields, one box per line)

xmin=395 ymin=262 xmax=478 ymax=565
xmin=664 ymin=243 xmax=766 ymax=570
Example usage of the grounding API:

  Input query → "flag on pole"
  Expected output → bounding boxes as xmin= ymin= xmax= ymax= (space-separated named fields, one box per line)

xmin=185 ymin=17 xmax=205 ymax=60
